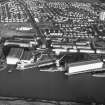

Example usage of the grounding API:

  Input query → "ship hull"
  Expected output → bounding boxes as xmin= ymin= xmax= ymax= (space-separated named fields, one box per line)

xmin=0 ymin=66 xmax=105 ymax=104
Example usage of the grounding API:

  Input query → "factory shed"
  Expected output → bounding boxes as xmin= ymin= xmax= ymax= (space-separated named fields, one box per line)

xmin=20 ymin=50 xmax=33 ymax=63
xmin=6 ymin=48 xmax=24 ymax=65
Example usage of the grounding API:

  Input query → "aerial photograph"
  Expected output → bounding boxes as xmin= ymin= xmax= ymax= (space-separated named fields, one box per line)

xmin=0 ymin=0 xmax=105 ymax=105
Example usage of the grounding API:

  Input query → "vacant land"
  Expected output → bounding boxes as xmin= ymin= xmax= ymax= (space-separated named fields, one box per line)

xmin=0 ymin=22 xmax=35 ymax=38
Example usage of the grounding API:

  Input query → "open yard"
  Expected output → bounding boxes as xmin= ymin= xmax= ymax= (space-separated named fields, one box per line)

xmin=0 ymin=22 xmax=35 ymax=38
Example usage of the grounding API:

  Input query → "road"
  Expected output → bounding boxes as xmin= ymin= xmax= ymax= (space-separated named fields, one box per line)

xmin=17 ymin=0 xmax=47 ymax=44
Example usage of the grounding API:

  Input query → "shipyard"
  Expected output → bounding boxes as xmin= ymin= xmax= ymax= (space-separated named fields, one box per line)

xmin=0 ymin=0 xmax=105 ymax=105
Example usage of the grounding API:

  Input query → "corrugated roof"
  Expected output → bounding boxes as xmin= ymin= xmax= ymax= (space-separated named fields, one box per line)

xmin=21 ymin=50 xmax=33 ymax=60
xmin=8 ymin=48 xmax=24 ymax=58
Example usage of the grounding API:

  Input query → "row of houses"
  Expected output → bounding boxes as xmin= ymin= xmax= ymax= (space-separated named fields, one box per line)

xmin=0 ymin=0 xmax=28 ymax=23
